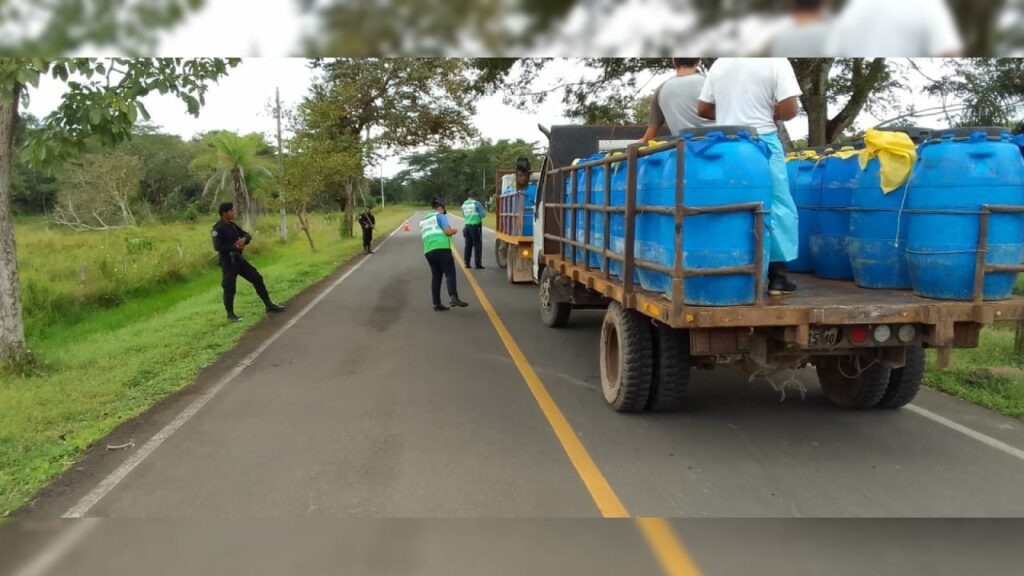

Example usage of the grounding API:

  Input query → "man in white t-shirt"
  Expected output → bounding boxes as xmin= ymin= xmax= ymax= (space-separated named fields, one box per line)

xmin=827 ymin=0 xmax=962 ymax=56
xmin=698 ymin=58 xmax=803 ymax=296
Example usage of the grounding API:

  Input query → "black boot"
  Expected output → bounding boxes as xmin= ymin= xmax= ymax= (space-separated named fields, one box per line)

xmin=768 ymin=263 xmax=797 ymax=296
xmin=227 ymin=311 xmax=244 ymax=322
xmin=265 ymin=303 xmax=286 ymax=313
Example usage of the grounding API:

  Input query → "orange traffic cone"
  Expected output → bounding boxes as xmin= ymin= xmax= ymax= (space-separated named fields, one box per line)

xmin=402 ymin=222 xmax=411 ymax=232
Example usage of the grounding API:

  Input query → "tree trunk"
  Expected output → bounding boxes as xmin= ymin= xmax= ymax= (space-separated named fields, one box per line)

xmin=825 ymin=59 xmax=888 ymax=143
xmin=795 ymin=59 xmax=833 ymax=147
xmin=296 ymin=203 xmax=317 ymax=252
xmin=0 ymin=84 xmax=28 ymax=366
xmin=342 ymin=180 xmax=355 ymax=238
xmin=232 ymin=167 xmax=253 ymax=231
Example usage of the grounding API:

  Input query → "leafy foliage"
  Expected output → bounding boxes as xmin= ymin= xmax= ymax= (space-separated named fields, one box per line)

xmin=925 ymin=58 xmax=1024 ymax=127
xmin=0 ymin=0 xmax=205 ymax=55
xmin=394 ymin=139 xmax=543 ymax=205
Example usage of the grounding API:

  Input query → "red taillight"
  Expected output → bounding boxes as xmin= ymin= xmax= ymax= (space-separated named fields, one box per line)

xmin=849 ymin=326 xmax=870 ymax=345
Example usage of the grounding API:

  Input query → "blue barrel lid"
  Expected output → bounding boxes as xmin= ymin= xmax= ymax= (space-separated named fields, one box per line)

xmin=679 ymin=125 xmax=760 ymax=140
xmin=933 ymin=126 xmax=1013 ymax=141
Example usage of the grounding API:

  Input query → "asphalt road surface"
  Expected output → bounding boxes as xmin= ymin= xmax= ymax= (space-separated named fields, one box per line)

xmin=7 ymin=214 xmax=1024 ymax=575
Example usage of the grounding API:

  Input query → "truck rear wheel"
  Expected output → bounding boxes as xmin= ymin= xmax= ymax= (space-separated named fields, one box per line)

xmin=600 ymin=302 xmax=653 ymax=413
xmin=875 ymin=346 xmax=925 ymax=409
xmin=648 ymin=327 xmax=691 ymax=412
xmin=539 ymin=268 xmax=571 ymax=328
xmin=815 ymin=356 xmax=891 ymax=409
xmin=495 ymin=240 xmax=508 ymax=269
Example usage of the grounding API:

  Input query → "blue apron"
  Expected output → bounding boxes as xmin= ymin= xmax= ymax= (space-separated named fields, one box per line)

xmin=761 ymin=132 xmax=799 ymax=263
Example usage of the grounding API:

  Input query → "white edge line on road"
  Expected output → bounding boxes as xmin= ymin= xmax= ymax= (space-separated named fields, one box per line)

xmin=61 ymin=219 xmax=413 ymax=519
xmin=11 ymin=519 xmax=101 ymax=576
xmin=906 ymin=404 xmax=1024 ymax=462
xmin=453 ymin=212 xmax=1024 ymax=464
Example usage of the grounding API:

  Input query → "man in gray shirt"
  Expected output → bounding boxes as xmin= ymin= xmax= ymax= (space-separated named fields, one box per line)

xmin=768 ymin=0 xmax=831 ymax=57
xmin=640 ymin=58 xmax=710 ymax=143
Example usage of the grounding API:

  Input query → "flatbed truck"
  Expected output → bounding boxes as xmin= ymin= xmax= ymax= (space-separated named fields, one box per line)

xmin=529 ymin=125 xmax=1024 ymax=413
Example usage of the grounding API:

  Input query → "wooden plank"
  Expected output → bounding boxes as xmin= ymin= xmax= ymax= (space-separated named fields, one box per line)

xmin=623 ymin=145 xmax=639 ymax=305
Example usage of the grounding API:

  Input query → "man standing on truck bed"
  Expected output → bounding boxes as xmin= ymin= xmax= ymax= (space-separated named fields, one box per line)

xmin=422 ymin=198 xmax=469 ymax=311
xmin=697 ymin=58 xmax=802 ymax=296
xmin=639 ymin=57 xmax=711 ymax=143
xmin=461 ymin=190 xmax=486 ymax=269
xmin=212 ymin=202 xmax=286 ymax=322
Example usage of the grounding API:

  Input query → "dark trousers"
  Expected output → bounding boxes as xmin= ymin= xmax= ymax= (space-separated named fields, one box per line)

xmin=221 ymin=255 xmax=270 ymax=314
xmin=425 ymin=249 xmax=459 ymax=306
xmin=362 ymin=228 xmax=373 ymax=251
xmin=463 ymin=224 xmax=483 ymax=267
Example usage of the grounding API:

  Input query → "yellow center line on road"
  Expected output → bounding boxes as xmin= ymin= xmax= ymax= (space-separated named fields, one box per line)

xmin=450 ymin=247 xmax=704 ymax=576
xmin=451 ymin=248 xmax=627 ymax=518
xmin=636 ymin=518 xmax=704 ymax=576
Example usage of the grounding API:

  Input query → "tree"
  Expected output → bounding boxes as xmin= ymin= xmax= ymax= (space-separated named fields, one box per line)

xmin=0 ymin=57 xmax=237 ymax=367
xmin=52 ymin=151 xmax=144 ymax=230
xmin=396 ymin=138 xmax=542 ymax=205
xmin=279 ymin=133 xmax=362 ymax=252
xmin=924 ymin=58 xmax=1024 ymax=127
xmin=483 ymin=58 xmax=902 ymax=148
xmin=792 ymin=58 xmax=903 ymax=146
xmin=296 ymin=58 xmax=485 ymax=237
xmin=121 ymin=130 xmax=205 ymax=217
xmin=191 ymin=131 xmax=273 ymax=232
xmin=0 ymin=0 xmax=204 ymax=55
xmin=11 ymin=114 xmax=58 ymax=214
xmin=299 ymin=0 xmax=1016 ymax=56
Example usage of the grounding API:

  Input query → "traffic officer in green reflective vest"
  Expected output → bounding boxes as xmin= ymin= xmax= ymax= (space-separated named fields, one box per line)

xmin=422 ymin=198 xmax=469 ymax=311
xmin=461 ymin=190 xmax=486 ymax=269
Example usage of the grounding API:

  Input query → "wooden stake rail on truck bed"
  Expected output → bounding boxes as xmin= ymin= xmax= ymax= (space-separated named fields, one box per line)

xmin=540 ymin=138 xmax=1024 ymax=370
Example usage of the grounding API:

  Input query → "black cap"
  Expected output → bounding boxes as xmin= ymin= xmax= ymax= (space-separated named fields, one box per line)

xmin=468 ymin=190 xmax=479 ymax=198
xmin=218 ymin=202 xmax=234 ymax=215
xmin=431 ymin=198 xmax=445 ymax=208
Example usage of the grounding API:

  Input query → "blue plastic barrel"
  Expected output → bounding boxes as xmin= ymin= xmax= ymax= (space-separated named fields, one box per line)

xmin=574 ymin=157 xmax=607 ymax=269
xmin=847 ymin=128 xmax=932 ymax=289
xmin=608 ymin=155 xmax=635 ymax=283
xmin=906 ymin=127 xmax=1024 ymax=301
xmin=619 ymin=127 xmax=772 ymax=306
xmin=811 ymin=146 xmax=862 ymax=280
xmin=787 ymin=148 xmax=827 ymax=273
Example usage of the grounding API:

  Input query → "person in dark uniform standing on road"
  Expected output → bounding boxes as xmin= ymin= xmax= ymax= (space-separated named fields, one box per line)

xmin=212 ymin=202 xmax=286 ymax=322
xmin=358 ymin=205 xmax=376 ymax=254
xmin=421 ymin=198 xmax=469 ymax=311
xmin=461 ymin=190 xmax=486 ymax=269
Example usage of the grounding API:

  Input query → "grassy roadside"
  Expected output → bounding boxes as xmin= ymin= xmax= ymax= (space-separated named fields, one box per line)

xmin=0 ymin=207 xmax=416 ymax=515
xmin=926 ymin=324 xmax=1024 ymax=420
xmin=925 ymin=277 xmax=1024 ymax=421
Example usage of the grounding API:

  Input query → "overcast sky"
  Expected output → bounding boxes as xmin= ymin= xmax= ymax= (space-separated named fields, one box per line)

xmin=23 ymin=58 xmax=950 ymax=177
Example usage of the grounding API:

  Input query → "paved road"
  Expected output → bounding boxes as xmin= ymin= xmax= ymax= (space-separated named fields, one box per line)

xmin=8 ymin=213 xmax=1024 ymax=574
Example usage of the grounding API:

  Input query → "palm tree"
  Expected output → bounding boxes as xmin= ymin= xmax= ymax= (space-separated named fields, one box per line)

xmin=193 ymin=131 xmax=272 ymax=231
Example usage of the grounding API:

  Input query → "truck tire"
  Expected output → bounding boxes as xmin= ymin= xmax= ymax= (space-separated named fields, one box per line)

xmin=600 ymin=302 xmax=653 ymax=413
xmin=647 ymin=327 xmax=691 ymax=412
xmin=875 ymin=346 xmax=925 ymax=409
xmin=495 ymin=240 xmax=508 ymax=269
xmin=539 ymin=268 xmax=571 ymax=328
xmin=816 ymin=356 xmax=891 ymax=409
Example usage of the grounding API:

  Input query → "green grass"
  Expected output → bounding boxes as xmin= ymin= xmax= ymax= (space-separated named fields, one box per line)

xmin=0 ymin=207 xmax=416 ymax=515
xmin=926 ymin=323 xmax=1024 ymax=420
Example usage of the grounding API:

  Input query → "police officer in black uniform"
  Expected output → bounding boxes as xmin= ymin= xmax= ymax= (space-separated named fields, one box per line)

xmin=212 ymin=202 xmax=285 ymax=322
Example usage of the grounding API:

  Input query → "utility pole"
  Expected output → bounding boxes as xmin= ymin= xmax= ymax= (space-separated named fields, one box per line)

xmin=380 ymin=164 xmax=385 ymax=209
xmin=275 ymin=87 xmax=287 ymax=241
